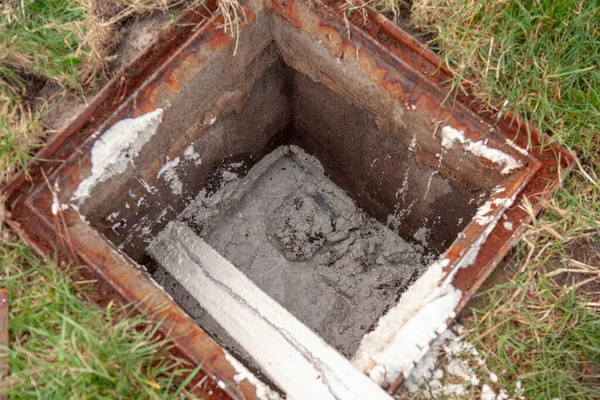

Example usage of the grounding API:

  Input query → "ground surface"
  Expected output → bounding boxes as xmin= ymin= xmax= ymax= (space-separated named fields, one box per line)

xmin=1 ymin=0 xmax=599 ymax=399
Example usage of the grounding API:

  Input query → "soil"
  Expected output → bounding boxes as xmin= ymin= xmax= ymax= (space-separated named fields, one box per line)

xmin=115 ymin=13 xmax=173 ymax=67
xmin=33 ymin=82 xmax=89 ymax=133
xmin=554 ymin=239 xmax=600 ymax=301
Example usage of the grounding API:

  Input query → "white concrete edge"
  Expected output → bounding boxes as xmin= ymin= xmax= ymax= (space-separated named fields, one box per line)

xmin=352 ymin=189 xmax=518 ymax=387
xmin=149 ymin=222 xmax=392 ymax=400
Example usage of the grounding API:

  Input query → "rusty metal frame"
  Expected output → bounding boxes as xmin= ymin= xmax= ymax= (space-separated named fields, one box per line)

xmin=4 ymin=0 xmax=574 ymax=398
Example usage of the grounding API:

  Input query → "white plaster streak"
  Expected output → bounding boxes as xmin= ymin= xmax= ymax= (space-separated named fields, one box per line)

xmin=503 ymin=221 xmax=513 ymax=231
xmin=457 ymin=228 xmax=491 ymax=269
xmin=51 ymin=181 xmax=69 ymax=215
xmin=408 ymin=135 xmax=417 ymax=152
xmin=423 ymin=150 xmax=445 ymax=202
xmin=158 ymin=156 xmax=183 ymax=195
xmin=72 ymin=108 xmax=164 ymax=203
xmin=396 ymin=167 xmax=410 ymax=203
xmin=223 ymin=352 xmax=282 ymax=400
xmin=137 ymin=178 xmax=157 ymax=194
xmin=505 ymin=139 xmax=529 ymax=156
xmin=423 ymin=172 xmax=435 ymax=201
xmin=150 ymin=223 xmax=392 ymax=400
xmin=353 ymin=258 xmax=463 ymax=387
xmin=106 ymin=211 xmax=119 ymax=222
xmin=184 ymin=144 xmax=202 ymax=165
xmin=441 ymin=126 xmax=521 ymax=175
xmin=456 ymin=193 xmax=516 ymax=269
xmin=473 ymin=197 xmax=513 ymax=226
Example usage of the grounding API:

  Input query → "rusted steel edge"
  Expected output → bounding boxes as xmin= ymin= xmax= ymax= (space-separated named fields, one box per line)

xmin=347 ymin=0 xmax=574 ymax=168
xmin=275 ymin=0 xmax=540 ymax=172
xmin=31 ymin=4 xmax=541 ymax=393
xmin=0 ymin=289 xmax=8 ymax=400
xmin=5 ymin=214 xmax=250 ymax=400
xmin=269 ymin=0 xmax=560 ymax=390
xmin=386 ymin=157 xmax=573 ymax=394
xmin=269 ymin=0 xmax=574 ymax=392
xmin=4 ymin=2 xmax=216 ymax=205
xmin=341 ymin=2 xmax=575 ymax=394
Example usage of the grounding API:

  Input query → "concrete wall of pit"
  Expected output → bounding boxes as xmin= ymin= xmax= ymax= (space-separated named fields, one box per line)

xmin=71 ymin=6 xmax=508 ymax=385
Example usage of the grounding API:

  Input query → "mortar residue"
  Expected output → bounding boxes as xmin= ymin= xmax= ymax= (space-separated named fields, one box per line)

xmin=403 ymin=324 xmax=526 ymax=400
xmin=441 ymin=126 xmax=521 ymax=175
xmin=72 ymin=108 xmax=164 ymax=203
xmin=153 ymin=145 xmax=431 ymax=358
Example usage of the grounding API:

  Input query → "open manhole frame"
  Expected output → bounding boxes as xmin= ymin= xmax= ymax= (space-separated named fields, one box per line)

xmin=4 ymin=0 xmax=574 ymax=398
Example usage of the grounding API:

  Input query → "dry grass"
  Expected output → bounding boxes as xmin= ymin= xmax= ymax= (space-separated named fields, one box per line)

xmin=0 ymin=87 xmax=42 ymax=188
xmin=0 ymin=0 xmax=188 ymax=88
xmin=1 ymin=1 xmax=111 ymax=87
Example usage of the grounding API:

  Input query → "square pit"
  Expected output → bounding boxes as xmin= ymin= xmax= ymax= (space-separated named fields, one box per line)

xmin=65 ymin=14 xmax=532 ymax=392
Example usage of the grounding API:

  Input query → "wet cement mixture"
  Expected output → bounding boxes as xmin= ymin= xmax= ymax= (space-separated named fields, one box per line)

xmin=150 ymin=145 xmax=431 ymax=358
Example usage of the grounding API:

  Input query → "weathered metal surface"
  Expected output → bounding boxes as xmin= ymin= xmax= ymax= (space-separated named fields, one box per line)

xmin=4 ymin=0 xmax=574 ymax=397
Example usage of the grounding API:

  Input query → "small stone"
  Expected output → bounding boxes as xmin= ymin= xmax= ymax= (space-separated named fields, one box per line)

xmin=480 ymin=384 xmax=496 ymax=400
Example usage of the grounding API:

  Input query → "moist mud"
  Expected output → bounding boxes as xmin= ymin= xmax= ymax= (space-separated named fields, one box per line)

xmin=149 ymin=145 xmax=432 ymax=357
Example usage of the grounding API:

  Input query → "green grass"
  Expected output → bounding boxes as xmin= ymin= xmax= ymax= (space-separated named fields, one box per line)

xmin=0 ymin=242 xmax=203 ymax=399
xmin=405 ymin=0 xmax=600 ymax=398
xmin=468 ymin=259 xmax=600 ymax=399
xmin=412 ymin=0 xmax=600 ymax=162
xmin=0 ymin=0 xmax=185 ymax=88
xmin=0 ymin=0 xmax=101 ymax=87
xmin=0 ymin=105 xmax=41 ymax=184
